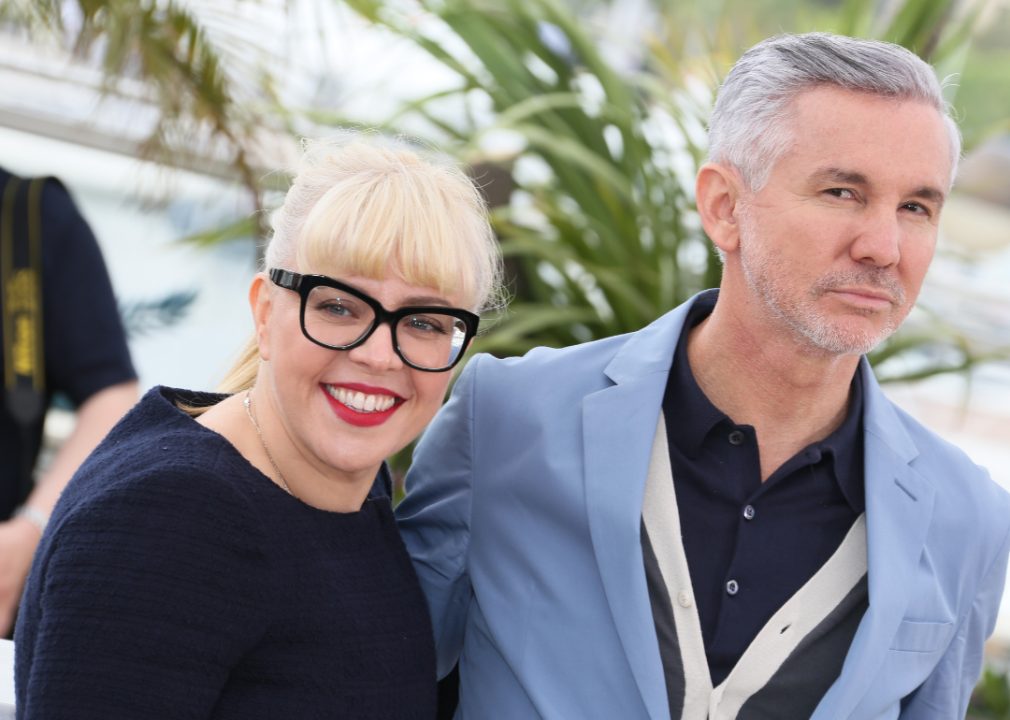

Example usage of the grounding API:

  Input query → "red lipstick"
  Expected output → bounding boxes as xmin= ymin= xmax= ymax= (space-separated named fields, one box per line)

xmin=320 ymin=383 xmax=403 ymax=428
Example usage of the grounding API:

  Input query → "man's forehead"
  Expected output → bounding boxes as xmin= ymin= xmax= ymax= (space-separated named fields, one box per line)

xmin=781 ymin=87 xmax=953 ymax=192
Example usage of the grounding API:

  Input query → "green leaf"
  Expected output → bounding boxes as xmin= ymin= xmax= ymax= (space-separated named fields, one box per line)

xmin=178 ymin=216 xmax=258 ymax=247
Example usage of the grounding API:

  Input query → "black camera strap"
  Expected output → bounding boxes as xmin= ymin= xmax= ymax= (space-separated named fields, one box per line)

xmin=1 ymin=174 xmax=50 ymax=500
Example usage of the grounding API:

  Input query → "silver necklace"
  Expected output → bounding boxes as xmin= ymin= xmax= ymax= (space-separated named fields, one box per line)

xmin=244 ymin=389 xmax=292 ymax=495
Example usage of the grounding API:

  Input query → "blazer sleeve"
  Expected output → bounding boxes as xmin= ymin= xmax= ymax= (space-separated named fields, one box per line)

xmin=395 ymin=354 xmax=482 ymax=680
xmin=15 ymin=461 xmax=270 ymax=720
xmin=899 ymin=515 xmax=1010 ymax=719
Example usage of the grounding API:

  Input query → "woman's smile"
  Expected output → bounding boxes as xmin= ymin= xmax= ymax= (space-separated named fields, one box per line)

xmin=321 ymin=382 xmax=404 ymax=427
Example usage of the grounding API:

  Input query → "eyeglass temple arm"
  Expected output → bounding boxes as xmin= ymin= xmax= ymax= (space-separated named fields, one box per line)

xmin=269 ymin=268 xmax=302 ymax=291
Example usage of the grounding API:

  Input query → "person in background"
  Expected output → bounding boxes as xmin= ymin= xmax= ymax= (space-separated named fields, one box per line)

xmin=15 ymin=137 xmax=502 ymax=720
xmin=0 ymin=166 xmax=138 ymax=638
xmin=397 ymin=33 xmax=1010 ymax=720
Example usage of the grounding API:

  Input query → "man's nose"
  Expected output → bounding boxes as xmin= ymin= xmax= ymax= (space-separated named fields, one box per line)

xmin=850 ymin=207 xmax=901 ymax=267
xmin=347 ymin=322 xmax=404 ymax=372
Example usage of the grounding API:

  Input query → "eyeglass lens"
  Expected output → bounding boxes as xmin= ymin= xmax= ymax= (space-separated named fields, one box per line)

xmin=305 ymin=285 xmax=468 ymax=370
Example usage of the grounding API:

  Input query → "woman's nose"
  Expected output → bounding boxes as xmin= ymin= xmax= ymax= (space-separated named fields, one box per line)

xmin=346 ymin=322 xmax=404 ymax=372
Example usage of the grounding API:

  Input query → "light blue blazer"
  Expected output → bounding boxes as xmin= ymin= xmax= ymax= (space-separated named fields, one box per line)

xmin=397 ymin=292 xmax=1010 ymax=719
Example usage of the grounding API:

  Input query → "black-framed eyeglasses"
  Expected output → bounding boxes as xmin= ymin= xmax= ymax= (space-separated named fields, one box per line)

xmin=269 ymin=268 xmax=479 ymax=373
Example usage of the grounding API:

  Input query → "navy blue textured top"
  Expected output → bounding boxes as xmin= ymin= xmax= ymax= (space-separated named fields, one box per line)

xmin=15 ymin=386 xmax=436 ymax=720
xmin=0 ymin=167 xmax=136 ymax=519
xmin=662 ymin=290 xmax=865 ymax=685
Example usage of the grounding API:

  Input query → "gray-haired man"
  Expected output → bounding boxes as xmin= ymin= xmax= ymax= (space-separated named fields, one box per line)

xmin=397 ymin=32 xmax=1010 ymax=719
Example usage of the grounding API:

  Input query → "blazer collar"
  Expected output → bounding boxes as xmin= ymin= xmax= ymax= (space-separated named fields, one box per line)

xmin=813 ymin=360 xmax=935 ymax=720
xmin=584 ymin=294 xmax=708 ymax=720
xmin=603 ymin=290 xmax=715 ymax=386
xmin=859 ymin=358 xmax=919 ymax=464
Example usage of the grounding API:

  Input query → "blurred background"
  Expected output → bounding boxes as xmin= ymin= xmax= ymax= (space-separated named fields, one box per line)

xmin=1 ymin=0 xmax=1009 ymax=713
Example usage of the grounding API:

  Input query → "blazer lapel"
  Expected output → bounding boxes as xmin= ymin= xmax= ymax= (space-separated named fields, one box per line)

xmin=812 ymin=361 xmax=936 ymax=720
xmin=583 ymin=297 xmax=701 ymax=720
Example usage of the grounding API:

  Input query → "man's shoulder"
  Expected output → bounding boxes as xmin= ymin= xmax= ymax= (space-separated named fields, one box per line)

xmin=469 ymin=332 xmax=633 ymax=389
xmin=884 ymin=398 xmax=1010 ymax=535
xmin=450 ymin=335 xmax=635 ymax=427
xmin=887 ymin=399 xmax=1001 ymax=485
xmin=467 ymin=294 xmax=699 ymax=388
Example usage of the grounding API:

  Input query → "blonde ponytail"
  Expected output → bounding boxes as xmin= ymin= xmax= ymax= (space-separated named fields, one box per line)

xmin=216 ymin=333 xmax=261 ymax=395
xmin=177 ymin=333 xmax=261 ymax=416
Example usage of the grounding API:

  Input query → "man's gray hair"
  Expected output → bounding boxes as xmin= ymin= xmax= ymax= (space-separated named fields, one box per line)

xmin=708 ymin=32 xmax=961 ymax=191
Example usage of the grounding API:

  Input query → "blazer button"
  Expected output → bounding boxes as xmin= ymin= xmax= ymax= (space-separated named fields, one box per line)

xmin=728 ymin=431 xmax=745 ymax=445
xmin=743 ymin=505 xmax=755 ymax=520
xmin=726 ymin=579 xmax=739 ymax=596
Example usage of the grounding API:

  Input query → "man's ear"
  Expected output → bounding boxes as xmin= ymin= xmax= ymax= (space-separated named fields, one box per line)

xmin=249 ymin=273 xmax=273 ymax=362
xmin=696 ymin=162 xmax=745 ymax=255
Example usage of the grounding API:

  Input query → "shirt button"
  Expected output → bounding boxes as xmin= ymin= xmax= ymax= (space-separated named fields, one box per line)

xmin=728 ymin=430 xmax=745 ymax=445
xmin=743 ymin=505 xmax=755 ymax=520
xmin=726 ymin=579 xmax=739 ymax=596
xmin=678 ymin=591 xmax=692 ymax=608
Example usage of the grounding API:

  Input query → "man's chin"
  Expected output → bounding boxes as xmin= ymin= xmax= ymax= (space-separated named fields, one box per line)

xmin=792 ymin=314 xmax=898 ymax=356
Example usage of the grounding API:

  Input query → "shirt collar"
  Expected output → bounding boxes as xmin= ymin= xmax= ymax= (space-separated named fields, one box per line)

xmin=663 ymin=292 xmax=726 ymax=459
xmin=813 ymin=370 xmax=865 ymax=514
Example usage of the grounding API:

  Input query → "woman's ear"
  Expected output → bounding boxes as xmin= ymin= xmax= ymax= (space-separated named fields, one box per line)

xmin=696 ymin=162 xmax=745 ymax=255
xmin=249 ymin=273 xmax=274 ymax=362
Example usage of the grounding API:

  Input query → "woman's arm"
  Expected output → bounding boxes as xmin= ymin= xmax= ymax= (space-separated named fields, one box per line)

xmin=0 ymin=380 xmax=139 ymax=637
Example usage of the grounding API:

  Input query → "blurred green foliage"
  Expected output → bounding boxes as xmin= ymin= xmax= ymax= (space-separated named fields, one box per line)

xmin=969 ymin=667 xmax=1010 ymax=719
xmin=345 ymin=0 xmax=720 ymax=354
xmin=957 ymin=5 xmax=1010 ymax=146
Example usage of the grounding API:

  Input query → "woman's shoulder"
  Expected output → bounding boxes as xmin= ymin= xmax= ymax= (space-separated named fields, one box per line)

xmin=54 ymin=387 xmax=271 ymax=538
xmin=86 ymin=386 xmax=247 ymax=474
xmin=99 ymin=385 xmax=229 ymax=452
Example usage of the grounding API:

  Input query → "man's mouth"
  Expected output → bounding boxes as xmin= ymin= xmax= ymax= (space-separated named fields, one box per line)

xmin=813 ymin=270 xmax=906 ymax=309
xmin=324 ymin=384 xmax=400 ymax=414
xmin=827 ymin=287 xmax=894 ymax=310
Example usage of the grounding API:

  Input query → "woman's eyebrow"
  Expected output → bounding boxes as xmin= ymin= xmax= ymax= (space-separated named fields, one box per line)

xmin=402 ymin=296 xmax=452 ymax=307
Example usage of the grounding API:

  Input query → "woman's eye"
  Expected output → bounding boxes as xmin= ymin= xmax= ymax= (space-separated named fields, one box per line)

xmin=407 ymin=316 xmax=447 ymax=334
xmin=319 ymin=302 xmax=352 ymax=317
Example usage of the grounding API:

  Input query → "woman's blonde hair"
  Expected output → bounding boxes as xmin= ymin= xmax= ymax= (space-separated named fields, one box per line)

xmin=215 ymin=133 xmax=503 ymax=397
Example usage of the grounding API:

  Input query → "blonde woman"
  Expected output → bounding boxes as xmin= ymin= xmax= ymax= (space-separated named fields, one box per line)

xmin=14 ymin=137 xmax=502 ymax=720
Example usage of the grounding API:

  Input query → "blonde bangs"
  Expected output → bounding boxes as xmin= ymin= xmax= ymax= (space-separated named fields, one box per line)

xmin=292 ymin=143 xmax=495 ymax=312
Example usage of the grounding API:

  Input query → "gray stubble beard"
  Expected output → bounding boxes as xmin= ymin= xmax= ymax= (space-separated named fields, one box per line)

xmin=737 ymin=214 xmax=909 ymax=356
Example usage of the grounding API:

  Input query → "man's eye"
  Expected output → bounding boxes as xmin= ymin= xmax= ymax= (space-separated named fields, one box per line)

xmin=902 ymin=202 xmax=929 ymax=215
xmin=825 ymin=188 xmax=854 ymax=199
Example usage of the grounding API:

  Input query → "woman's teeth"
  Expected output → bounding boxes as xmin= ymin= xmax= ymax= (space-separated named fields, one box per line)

xmin=326 ymin=385 xmax=397 ymax=413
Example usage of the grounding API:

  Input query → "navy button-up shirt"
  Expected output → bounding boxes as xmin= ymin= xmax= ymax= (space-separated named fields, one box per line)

xmin=662 ymin=291 xmax=865 ymax=686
